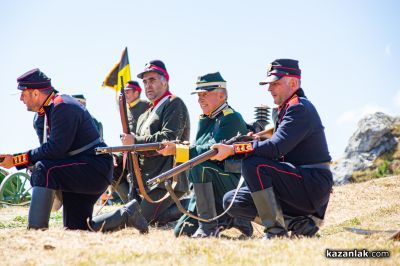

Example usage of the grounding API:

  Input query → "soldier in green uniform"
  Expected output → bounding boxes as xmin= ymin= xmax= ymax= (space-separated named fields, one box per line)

xmin=90 ymin=60 xmax=190 ymax=232
xmin=159 ymin=72 xmax=253 ymax=237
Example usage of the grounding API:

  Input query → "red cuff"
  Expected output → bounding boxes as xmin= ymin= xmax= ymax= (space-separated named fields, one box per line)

xmin=233 ymin=143 xmax=253 ymax=154
xmin=13 ymin=153 xmax=29 ymax=167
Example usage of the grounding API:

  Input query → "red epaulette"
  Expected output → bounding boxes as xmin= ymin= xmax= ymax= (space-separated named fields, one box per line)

xmin=53 ymin=95 xmax=64 ymax=105
xmin=287 ymin=95 xmax=300 ymax=107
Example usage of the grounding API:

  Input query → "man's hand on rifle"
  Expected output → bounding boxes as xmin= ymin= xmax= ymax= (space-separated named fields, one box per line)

xmin=157 ymin=141 xmax=176 ymax=156
xmin=120 ymin=133 xmax=136 ymax=145
xmin=210 ymin=144 xmax=234 ymax=161
xmin=0 ymin=154 xmax=14 ymax=169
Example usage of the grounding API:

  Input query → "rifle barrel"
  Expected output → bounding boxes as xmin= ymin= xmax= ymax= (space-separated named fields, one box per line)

xmin=95 ymin=143 xmax=163 ymax=154
xmin=147 ymin=149 xmax=217 ymax=187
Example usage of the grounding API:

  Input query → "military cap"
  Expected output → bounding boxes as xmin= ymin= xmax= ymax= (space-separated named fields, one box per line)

xmin=259 ymin=59 xmax=301 ymax=85
xmin=137 ymin=60 xmax=169 ymax=81
xmin=125 ymin=80 xmax=142 ymax=93
xmin=71 ymin=94 xmax=86 ymax=100
xmin=17 ymin=68 xmax=53 ymax=90
xmin=71 ymin=94 xmax=87 ymax=106
xmin=191 ymin=72 xmax=227 ymax=94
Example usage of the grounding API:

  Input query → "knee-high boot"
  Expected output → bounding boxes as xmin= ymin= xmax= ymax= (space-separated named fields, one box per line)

xmin=28 ymin=186 xmax=55 ymax=230
xmin=90 ymin=199 xmax=148 ymax=233
xmin=192 ymin=183 xmax=218 ymax=238
xmin=251 ymin=187 xmax=287 ymax=239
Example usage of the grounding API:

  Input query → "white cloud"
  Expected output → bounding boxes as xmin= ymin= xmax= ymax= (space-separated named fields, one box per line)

xmin=385 ymin=43 xmax=392 ymax=56
xmin=336 ymin=105 xmax=389 ymax=125
xmin=395 ymin=90 xmax=400 ymax=107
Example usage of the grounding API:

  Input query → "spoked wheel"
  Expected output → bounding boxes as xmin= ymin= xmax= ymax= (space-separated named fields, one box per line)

xmin=0 ymin=172 xmax=31 ymax=206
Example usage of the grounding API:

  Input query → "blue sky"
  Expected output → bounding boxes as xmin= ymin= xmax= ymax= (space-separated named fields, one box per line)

xmin=0 ymin=0 xmax=399 ymax=163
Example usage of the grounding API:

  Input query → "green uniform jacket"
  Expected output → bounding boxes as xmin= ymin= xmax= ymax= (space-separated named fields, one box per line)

xmin=136 ymin=95 xmax=190 ymax=192
xmin=128 ymin=99 xmax=150 ymax=133
xmin=189 ymin=106 xmax=248 ymax=159
xmin=173 ymin=104 xmax=248 ymax=237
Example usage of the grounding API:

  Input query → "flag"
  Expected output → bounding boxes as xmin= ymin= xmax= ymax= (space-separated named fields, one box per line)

xmin=102 ymin=47 xmax=131 ymax=94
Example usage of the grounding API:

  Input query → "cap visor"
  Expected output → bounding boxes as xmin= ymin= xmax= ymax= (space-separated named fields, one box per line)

xmin=10 ymin=90 xmax=22 ymax=95
xmin=190 ymin=88 xmax=210 ymax=95
xmin=259 ymin=75 xmax=281 ymax=85
xmin=137 ymin=69 xmax=163 ymax=79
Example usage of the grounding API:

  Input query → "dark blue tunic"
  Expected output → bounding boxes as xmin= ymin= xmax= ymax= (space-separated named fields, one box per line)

xmin=22 ymin=94 xmax=113 ymax=229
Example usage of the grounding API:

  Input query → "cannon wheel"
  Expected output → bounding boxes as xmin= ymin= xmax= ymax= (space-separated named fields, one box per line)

xmin=0 ymin=172 xmax=31 ymax=206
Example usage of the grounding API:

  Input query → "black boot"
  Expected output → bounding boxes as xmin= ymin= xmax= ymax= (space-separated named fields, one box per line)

xmin=28 ymin=186 xmax=55 ymax=230
xmin=157 ymin=198 xmax=190 ymax=225
xmin=192 ymin=183 xmax=218 ymax=238
xmin=285 ymin=215 xmax=319 ymax=237
xmin=232 ymin=218 xmax=253 ymax=237
xmin=251 ymin=188 xmax=287 ymax=239
xmin=90 ymin=200 xmax=148 ymax=233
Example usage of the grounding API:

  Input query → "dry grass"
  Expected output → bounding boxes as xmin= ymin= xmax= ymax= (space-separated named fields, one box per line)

xmin=1 ymin=176 xmax=400 ymax=266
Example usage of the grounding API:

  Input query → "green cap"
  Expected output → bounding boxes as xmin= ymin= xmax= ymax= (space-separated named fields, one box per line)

xmin=191 ymin=72 xmax=226 ymax=94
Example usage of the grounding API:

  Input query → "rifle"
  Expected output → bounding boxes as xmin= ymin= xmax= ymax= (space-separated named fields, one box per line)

xmin=118 ymin=76 xmax=141 ymax=202
xmin=95 ymin=142 xmax=166 ymax=154
xmin=146 ymin=127 xmax=273 ymax=188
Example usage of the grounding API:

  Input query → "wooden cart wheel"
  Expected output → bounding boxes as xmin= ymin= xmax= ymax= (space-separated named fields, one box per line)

xmin=0 ymin=172 xmax=31 ymax=206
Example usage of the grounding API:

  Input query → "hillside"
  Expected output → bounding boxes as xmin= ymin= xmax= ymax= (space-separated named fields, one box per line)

xmin=0 ymin=175 xmax=399 ymax=265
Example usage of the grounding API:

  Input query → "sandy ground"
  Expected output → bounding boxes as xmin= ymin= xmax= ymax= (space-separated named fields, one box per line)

xmin=0 ymin=176 xmax=399 ymax=265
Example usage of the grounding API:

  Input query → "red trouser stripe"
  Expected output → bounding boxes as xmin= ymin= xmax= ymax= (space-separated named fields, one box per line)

xmin=256 ymin=163 xmax=303 ymax=190
xmin=46 ymin=163 xmax=88 ymax=187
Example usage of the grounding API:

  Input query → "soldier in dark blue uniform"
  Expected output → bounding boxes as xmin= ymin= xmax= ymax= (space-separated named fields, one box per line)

xmin=0 ymin=69 xmax=117 ymax=230
xmin=211 ymin=59 xmax=333 ymax=239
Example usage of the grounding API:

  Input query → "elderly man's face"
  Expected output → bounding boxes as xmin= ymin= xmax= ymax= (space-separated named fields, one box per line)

xmin=20 ymin=89 xmax=40 ymax=112
xmin=197 ymin=90 xmax=226 ymax=115
xmin=142 ymin=72 xmax=168 ymax=103
xmin=268 ymin=77 xmax=297 ymax=106
xmin=124 ymin=89 xmax=139 ymax=104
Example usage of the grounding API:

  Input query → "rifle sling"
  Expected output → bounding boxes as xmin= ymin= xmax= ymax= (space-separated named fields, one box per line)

xmin=130 ymin=151 xmax=176 ymax=204
xmin=164 ymin=176 xmax=245 ymax=223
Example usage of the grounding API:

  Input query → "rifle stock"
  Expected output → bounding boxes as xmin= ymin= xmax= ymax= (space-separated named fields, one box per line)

xmin=118 ymin=76 xmax=140 ymax=202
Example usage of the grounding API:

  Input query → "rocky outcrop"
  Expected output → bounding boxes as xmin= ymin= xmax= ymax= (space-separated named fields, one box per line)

xmin=332 ymin=112 xmax=399 ymax=184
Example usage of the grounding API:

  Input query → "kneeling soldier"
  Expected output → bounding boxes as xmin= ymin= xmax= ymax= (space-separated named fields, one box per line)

xmin=159 ymin=72 xmax=253 ymax=237
xmin=212 ymin=59 xmax=333 ymax=239
xmin=0 ymin=69 xmax=117 ymax=230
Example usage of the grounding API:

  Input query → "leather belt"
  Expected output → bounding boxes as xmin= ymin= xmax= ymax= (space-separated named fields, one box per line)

xmin=67 ymin=138 xmax=101 ymax=156
xmin=300 ymin=162 xmax=330 ymax=170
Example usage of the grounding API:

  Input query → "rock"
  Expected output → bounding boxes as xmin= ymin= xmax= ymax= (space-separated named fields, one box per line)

xmin=332 ymin=112 xmax=398 ymax=184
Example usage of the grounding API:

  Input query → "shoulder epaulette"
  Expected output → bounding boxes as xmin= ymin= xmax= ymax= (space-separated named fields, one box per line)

xmin=223 ymin=108 xmax=234 ymax=116
xmin=53 ymin=95 xmax=64 ymax=105
xmin=287 ymin=95 xmax=300 ymax=107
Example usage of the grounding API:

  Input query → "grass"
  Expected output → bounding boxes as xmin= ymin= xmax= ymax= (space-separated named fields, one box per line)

xmin=0 ymin=176 xmax=399 ymax=265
